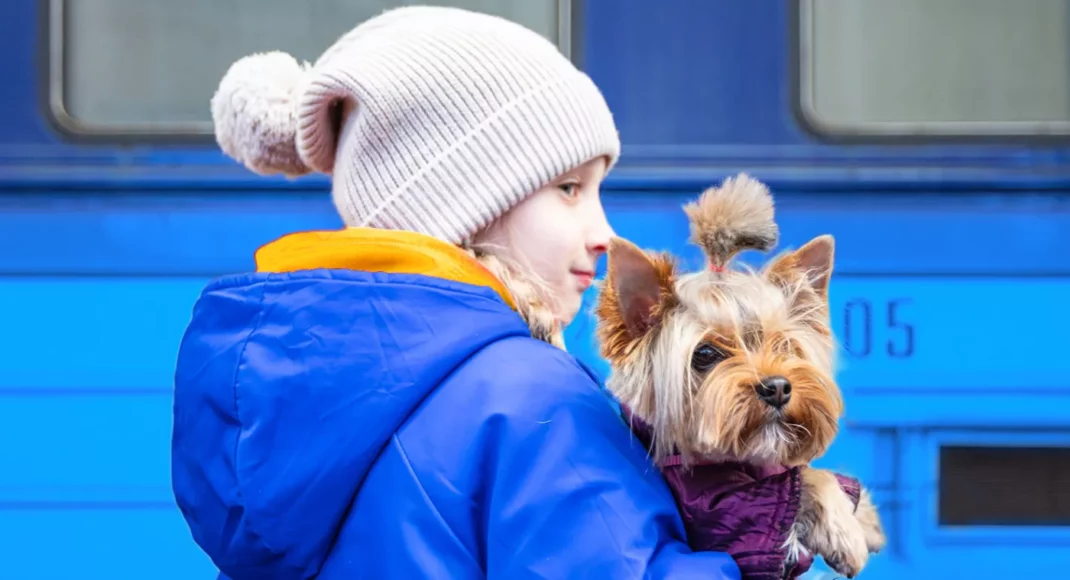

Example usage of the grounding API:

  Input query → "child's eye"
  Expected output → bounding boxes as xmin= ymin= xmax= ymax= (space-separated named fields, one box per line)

xmin=558 ymin=182 xmax=580 ymax=199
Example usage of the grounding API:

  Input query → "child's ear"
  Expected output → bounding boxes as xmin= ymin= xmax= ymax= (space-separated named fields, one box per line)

xmin=766 ymin=235 xmax=835 ymax=299
xmin=598 ymin=237 xmax=677 ymax=341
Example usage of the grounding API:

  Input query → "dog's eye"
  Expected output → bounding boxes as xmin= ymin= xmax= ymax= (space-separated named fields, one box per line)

xmin=691 ymin=343 xmax=728 ymax=372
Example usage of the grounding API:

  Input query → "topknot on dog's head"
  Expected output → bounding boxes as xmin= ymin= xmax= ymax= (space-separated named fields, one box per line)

xmin=684 ymin=173 xmax=779 ymax=270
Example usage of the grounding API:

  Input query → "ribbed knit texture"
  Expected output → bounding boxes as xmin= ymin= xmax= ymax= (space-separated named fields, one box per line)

xmin=211 ymin=6 xmax=621 ymax=245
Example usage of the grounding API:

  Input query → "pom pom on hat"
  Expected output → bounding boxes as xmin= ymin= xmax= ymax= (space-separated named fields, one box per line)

xmin=210 ymin=51 xmax=312 ymax=177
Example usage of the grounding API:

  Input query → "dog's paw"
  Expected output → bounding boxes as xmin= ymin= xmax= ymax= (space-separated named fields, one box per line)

xmin=855 ymin=488 xmax=887 ymax=554
xmin=815 ymin=508 xmax=868 ymax=578
xmin=797 ymin=468 xmax=870 ymax=578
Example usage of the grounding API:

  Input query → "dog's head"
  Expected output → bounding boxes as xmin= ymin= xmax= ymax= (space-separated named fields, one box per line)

xmin=596 ymin=174 xmax=843 ymax=467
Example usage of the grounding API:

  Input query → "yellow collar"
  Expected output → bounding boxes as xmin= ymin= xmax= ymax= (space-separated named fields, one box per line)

xmin=254 ymin=227 xmax=515 ymax=310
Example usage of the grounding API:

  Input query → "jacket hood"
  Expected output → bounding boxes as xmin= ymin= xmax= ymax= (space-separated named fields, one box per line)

xmin=171 ymin=228 xmax=528 ymax=579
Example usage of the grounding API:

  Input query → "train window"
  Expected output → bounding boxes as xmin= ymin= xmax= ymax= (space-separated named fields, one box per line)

xmin=798 ymin=0 xmax=1070 ymax=137
xmin=939 ymin=445 xmax=1070 ymax=526
xmin=48 ymin=0 xmax=572 ymax=137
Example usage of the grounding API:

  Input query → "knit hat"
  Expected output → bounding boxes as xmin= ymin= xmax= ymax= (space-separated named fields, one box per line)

xmin=211 ymin=5 xmax=621 ymax=244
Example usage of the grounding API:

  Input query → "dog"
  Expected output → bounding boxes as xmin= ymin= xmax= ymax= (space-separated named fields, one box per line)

xmin=595 ymin=174 xmax=886 ymax=579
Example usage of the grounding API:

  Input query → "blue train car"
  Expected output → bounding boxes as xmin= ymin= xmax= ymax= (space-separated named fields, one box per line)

xmin=2 ymin=1 xmax=1068 ymax=578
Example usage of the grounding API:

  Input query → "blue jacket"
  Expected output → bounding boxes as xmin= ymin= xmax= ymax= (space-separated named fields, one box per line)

xmin=171 ymin=228 xmax=740 ymax=579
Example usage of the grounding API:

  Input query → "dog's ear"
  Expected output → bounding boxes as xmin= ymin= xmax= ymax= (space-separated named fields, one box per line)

xmin=597 ymin=237 xmax=677 ymax=345
xmin=766 ymin=235 xmax=835 ymax=299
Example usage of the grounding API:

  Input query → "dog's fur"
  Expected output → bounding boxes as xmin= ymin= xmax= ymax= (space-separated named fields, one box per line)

xmin=595 ymin=174 xmax=885 ymax=577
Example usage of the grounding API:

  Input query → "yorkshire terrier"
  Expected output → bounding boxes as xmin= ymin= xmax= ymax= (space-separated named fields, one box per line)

xmin=595 ymin=174 xmax=886 ymax=579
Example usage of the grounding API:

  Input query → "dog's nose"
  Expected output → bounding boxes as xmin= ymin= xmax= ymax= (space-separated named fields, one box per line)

xmin=756 ymin=375 xmax=791 ymax=408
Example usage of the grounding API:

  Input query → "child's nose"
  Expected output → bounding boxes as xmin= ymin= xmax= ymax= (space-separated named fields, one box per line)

xmin=586 ymin=208 xmax=614 ymax=255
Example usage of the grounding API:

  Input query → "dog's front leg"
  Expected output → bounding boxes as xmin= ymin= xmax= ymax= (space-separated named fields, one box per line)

xmin=853 ymin=487 xmax=887 ymax=554
xmin=794 ymin=467 xmax=869 ymax=578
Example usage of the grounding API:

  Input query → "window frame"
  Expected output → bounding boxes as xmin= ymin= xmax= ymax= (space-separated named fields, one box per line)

xmin=938 ymin=444 xmax=1070 ymax=527
xmin=920 ymin=429 xmax=1070 ymax=547
xmin=43 ymin=0 xmax=577 ymax=141
xmin=794 ymin=0 xmax=1070 ymax=141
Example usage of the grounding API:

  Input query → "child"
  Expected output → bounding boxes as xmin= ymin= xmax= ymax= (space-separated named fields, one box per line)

xmin=171 ymin=6 xmax=741 ymax=580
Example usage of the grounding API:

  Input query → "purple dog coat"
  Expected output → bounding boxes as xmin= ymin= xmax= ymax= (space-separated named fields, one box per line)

xmin=623 ymin=407 xmax=861 ymax=579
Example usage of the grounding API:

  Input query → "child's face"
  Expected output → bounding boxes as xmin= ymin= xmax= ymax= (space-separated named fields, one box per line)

xmin=475 ymin=157 xmax=613 ymax=325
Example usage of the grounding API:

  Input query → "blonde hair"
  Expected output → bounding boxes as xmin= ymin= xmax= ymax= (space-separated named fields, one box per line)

xmin=464 ymin=225 xmax=566 ymax=349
